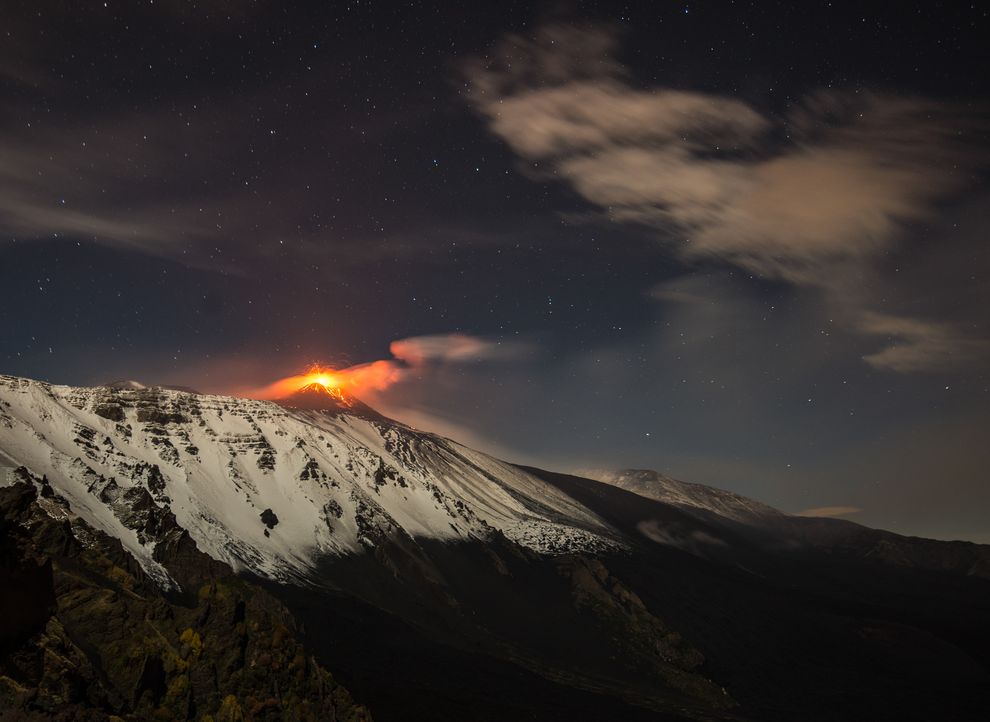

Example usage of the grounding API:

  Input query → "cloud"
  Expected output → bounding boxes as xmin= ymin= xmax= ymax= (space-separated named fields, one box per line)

xmin=0 ymin=118 xmax=194 ymax=253
xmin=0 ymin=9 xmax=509 ymax=275
xmin=796 ymin=506 xmax=863 ymax=518
xmin=686 ymin=94 xmax=976 ymax=282
xmin=859 ymin=312 xmax=990 ymax=373
xmin=0 ymin=98 xmax=527 ymax=276
xmin=481 ymin=81 xmax=768 ymax=160
xmin=389 ymin=333 xmax=531 ymax=365
xmin=465 ymin=25 xmax=989 ymax=371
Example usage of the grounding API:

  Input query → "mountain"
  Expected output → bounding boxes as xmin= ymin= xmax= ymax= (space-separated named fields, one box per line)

xmin=103 ymin=379 xmax=149 ymax=390
xmin=582 ymin=468 xmax=783 ymax=525
xmin=278 ymin=382 xmax=382 ymax=416
xmin=587 ymin=468 xmax=990 ymax=579
xmin=2 ymin=373 xmax=989 ymax=721
xmin=0 ymin=374 xmax=617 ymax=586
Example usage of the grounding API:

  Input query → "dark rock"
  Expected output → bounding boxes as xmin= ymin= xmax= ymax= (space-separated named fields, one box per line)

xmin=38 ymin=474 xmax=55 ymax=498
xmin=257 ymin=447 xmax=275 ymax=470
xmin=93 ymin=404 xmax=124 ymax=421
xmin=131 ymin=653 xmax=166 ymax=708
xmin=0 ymin=486 xmax=56 ymax=649
xmin=299 ymin=458 xmax=321 ymax=481
xmin=260 ymin=508 xmax=279 ymax=529
xmin=152 ymin=527 xmax=230 ymax=594
xmin=136 ymin=408 xmax=189 ymax=425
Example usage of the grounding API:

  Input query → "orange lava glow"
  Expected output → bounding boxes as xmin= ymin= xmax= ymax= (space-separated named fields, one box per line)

xmin=249 ymin=361 xmax=406 ymax=400
xmin=302 ymin=368 xmax=342 ymax=390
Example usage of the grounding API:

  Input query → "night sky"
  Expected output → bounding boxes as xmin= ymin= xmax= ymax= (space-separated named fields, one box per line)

xmin=2 ymin=2 xmax=988 ymax=542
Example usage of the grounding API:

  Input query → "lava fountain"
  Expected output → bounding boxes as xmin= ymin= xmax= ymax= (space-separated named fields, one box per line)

xmin=247 ymin=361 xmax=406 ymax=401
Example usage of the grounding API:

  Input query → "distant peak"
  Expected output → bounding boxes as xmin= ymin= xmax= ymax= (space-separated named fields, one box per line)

xmin=103 ymin=379 xmax=147 ymax=390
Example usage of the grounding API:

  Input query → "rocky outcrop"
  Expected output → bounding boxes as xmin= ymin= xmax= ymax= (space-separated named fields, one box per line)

xmin=0 ymin=482 xmax=372 ymax=722
xmin=0 ymin=485 xmax=57 ymax=650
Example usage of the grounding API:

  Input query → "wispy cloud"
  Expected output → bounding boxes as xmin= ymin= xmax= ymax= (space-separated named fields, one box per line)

xmin=390 ymin=333 xmax=532 ymax=365
xmin=465 ymin=24 xmax=989 ymax=372
xmin=0 ymin=116 xmax=200 ymax=253
xmin=859 ymin=312 xmax=990 ymax=373
xmin=0 ymin=9 xmax=504 ymax=275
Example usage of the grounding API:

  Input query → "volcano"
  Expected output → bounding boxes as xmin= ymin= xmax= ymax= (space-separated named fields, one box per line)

xmin=1 ymin=372 xmax=989 ymax=722
xmin=276 ymin=380 xmax=387 ymax=420
xmin=278 ymin=380 xmax=355 ymax=409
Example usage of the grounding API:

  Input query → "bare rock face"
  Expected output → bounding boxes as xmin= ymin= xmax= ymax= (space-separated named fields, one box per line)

xmin=0 ymin=483 xmax=57 ymax=649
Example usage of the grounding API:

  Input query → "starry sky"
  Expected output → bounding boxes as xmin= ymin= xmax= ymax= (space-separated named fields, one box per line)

xmin=2 ymin=1 xmax=989 ymax=542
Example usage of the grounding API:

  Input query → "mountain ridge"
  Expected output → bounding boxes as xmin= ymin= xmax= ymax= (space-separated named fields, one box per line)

xmin=580 ymin=466 xmax=990 ymax=579
xmin=0 ymin=374 xmax=621 ymax=588
xmin=581 ymin=467 xmax=784 ymax=526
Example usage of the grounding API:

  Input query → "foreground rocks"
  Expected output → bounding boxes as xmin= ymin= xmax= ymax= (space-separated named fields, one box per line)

xmin=0 ymin=482 xmax=371 ymax=722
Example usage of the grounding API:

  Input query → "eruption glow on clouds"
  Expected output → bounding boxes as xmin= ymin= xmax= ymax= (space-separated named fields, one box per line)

xmin=250 ymin=360 xmax=405 ymax=400
xmin=243 ymin=333 xmax=521 ymax=400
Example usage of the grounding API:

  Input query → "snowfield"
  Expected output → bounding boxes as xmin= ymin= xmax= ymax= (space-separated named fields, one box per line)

xmin=0 ymin=375 xmax=620 ymax=587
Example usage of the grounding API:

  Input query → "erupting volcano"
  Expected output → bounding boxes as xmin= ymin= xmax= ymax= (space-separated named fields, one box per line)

xmin=258 ymin=365 xmax=350 ymax=400
xmin=271 ymin=367 xmax=386 ymax=420
xmin=247 ymin=359 xmax=407 ymax=403
xmin=292 ymin=368 xmax=348 ymax=399
xmin=284 ymin=379 xmax=353 ymax=408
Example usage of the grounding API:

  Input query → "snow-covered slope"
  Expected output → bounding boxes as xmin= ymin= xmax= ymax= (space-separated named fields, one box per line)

xmin=0 ymin=375 xmax=618 ymax=588
xmin=582 ymin=468 xmax=783 ymax=525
